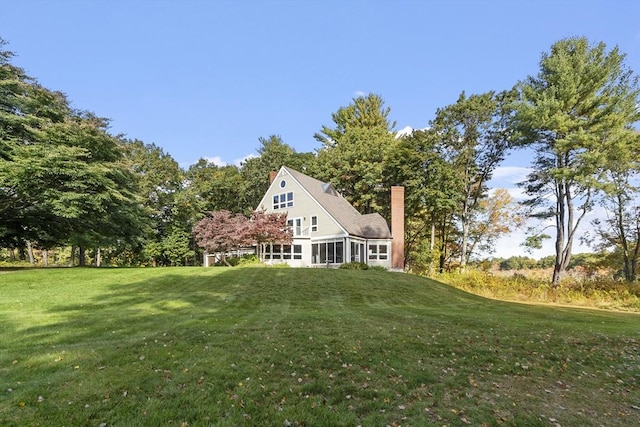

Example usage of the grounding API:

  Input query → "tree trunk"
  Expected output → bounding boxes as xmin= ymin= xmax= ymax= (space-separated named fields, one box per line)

xmin=78 ymin=246 xmax=86 ymax=267
xmin=429 ymin=219 xmax=436 ymax=275
xmin=43 ymin=249 xmax=49 ymax=267
xmin=439 ymin=219 xmax=447 ymax=274
xmin=26 ymin=241 xmax=35 ymax=265
xmin=460 ymin=199 xmax=469 ymax=272
xmin=69 ymin=246 xmax=76 ymax=267
xmin=95 ymin=248 xmax=101 ymax=267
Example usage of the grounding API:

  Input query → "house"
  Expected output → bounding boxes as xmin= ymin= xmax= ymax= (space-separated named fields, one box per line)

xmin=255 ymin=166 xmax=404 ymax=269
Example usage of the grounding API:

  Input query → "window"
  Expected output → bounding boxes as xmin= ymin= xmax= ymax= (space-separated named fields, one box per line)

xmin=351 ymin=241 xmax=364 ymax=263
xmin=311 ymin=240 xmax=344 ymax=264
xmin=265 ymin=244 xmax=302 ymax=260
xmin=311 ymin=216 xmax=318 ymax=232
xmin=280 ymin=179 xmax=286 ymax=188
xmin=287 ymin=218 xmax=302 ymax=236
xmin=368 ymin=244 xmax=388 ymax=261
xmin=273 ymin=191 xmax=294 ymax=210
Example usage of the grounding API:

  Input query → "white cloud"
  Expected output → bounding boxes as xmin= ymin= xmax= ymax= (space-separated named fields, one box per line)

xmin=233 ymin=153 xmax=257 ymax=167
xmin=199 ymin=153 xmax=257 ymax=168
xmin=489 ymin=166 xmax=531 ymax=186
xmin=204 ymin=156 xmax=227 ymax=166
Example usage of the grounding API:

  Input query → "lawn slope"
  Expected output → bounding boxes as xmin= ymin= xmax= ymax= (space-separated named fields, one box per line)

xmin=1 ymin=267 xmax=638 ymax=426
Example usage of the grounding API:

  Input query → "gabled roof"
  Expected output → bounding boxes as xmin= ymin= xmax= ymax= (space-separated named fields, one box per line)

xmin=284 ymin=166 xmax=391 ymax=239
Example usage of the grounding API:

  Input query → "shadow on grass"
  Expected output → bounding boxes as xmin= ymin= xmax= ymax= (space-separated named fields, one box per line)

xmin=2 ymin=268 xmax=639 ymax=427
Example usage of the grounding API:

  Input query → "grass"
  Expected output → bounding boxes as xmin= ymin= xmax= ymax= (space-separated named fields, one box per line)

xmin=1 ymin=267 xmax=639 ymax=426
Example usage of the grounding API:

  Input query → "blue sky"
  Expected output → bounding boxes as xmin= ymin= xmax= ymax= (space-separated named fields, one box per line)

xmin=1 ymin=0 xmax=639 ymax=258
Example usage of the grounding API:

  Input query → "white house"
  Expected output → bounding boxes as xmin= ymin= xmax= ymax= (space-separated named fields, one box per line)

xmin=255 ymin=166 xmax=404 ymax=269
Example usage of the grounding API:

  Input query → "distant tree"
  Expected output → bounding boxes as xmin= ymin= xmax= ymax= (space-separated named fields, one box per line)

xmin=585 ymin=130 xmax=640 ymax=282
xmin=514 ymin=37 xmax=640 ymax=287
xmin=431 ymin=90 xmax=516 ymax=271
xmin=385 ymin=128 xmax=462 ymax=273
xmin=179 ymin=159 xmax=245 ymax=217
xmin=241 ymin=135 xmax=315 ymax=211
xmin=161 ymin=229 xmax=196 ymax=266
xmin=587 ymin=166 xmax=639 ymax=281
xmin=314 ymin=93 xmax=397 ymax=215
xmin=499 ymin=256 xmax=536 ymax=270
xmin=466 ymin=188 xmax=524 ymax=261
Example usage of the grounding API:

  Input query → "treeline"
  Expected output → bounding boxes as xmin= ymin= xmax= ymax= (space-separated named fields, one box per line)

xmin=1 ymin=37 xmax=638 ymax=283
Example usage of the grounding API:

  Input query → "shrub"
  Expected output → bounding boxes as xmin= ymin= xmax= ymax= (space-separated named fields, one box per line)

xmin=339 ymin=262 xmax=368 ymax=270
xmin=237 ymin=254 xmax=260 ymax=266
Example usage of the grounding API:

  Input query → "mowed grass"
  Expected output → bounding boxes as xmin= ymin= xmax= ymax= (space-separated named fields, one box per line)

xmin=1 ymin=268 xmax=638 ymax=426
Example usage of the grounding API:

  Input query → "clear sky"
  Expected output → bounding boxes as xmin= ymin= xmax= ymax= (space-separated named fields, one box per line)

xmin=1 ymin=0 xmax=639 ymax=258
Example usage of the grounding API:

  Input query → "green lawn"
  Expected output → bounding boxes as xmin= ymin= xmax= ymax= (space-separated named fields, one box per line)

xmin=1 ymin=267 xmax=638 ymax=426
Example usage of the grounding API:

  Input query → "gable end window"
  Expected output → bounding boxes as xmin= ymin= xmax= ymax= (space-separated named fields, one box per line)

xmin=273 ymin=191 xmax=294 ymax=209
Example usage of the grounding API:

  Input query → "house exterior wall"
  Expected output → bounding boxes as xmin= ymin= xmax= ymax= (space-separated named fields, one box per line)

xmin=257 ymin=169 xmax=347 ymax=238
xmin=254 ymin=167 xmax=394 ymax=269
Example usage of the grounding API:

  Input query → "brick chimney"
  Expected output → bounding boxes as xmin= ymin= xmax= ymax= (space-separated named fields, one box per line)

xmin=391 ymin=186 xmax=405 ymax=270
xmin=269 ymin=170 xmax=277 ymax=184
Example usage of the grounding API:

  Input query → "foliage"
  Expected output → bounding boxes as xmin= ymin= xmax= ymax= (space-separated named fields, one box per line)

xmin=241 ymin=135 xmax=315 ymax=212
xmin=192 ymin=210 xmax=250 ymax=266
xmin=314 ymin=93 xmax=397 ymax=215
xmin=339 ymin=261 xmax=369 ymax=270
xmin=431 ymin=90 xmax=517 ymax=270
xmin=514 ymin=37 xmax=640 ymax=286
xmin=192 ymin=209 xmax=291 ymax=265
xmin=386 ymin=129 xmax=462 ymax=273
xmin=499 ymin=256 xmax=537 ymax=270
xmin=440 ymin=269 xmax=640 ymax=312
xmin=467 ymin=188 xmax=524 ymax=258
xmin=1 ymin=267 xmax=638 ymax=426
xmin=0 ymin=41 xmax=147 ymax=259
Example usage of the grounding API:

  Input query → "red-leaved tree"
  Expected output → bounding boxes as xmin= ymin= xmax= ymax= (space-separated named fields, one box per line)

xmin=193 ymin=209 xmax=292 ymax=265
xmin=249 ymin=210 xmax=292 ymax=261
xmin=192 ymin=210 xmax=249 ymax=266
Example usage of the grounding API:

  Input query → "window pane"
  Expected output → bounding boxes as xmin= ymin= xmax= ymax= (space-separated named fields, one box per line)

xmin=312 ymin=244 xmax=318 ymax=264
xmin=293 ymin=245 xmax=302 ymax=253
xmin=327 ymin=242 xmax=334 ymax=262
xmin=379 ymin=245 xmax=388 ymax=260
xmin=336 ymin=242 xmax=343 ymax=264
xmin=320 ymin=243 xmax=326 ymax=263
xmin=369 ymin=244 xmax=377 ymax=260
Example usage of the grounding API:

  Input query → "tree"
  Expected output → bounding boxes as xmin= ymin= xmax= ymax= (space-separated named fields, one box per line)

xmin=431 ymin=90 xmax=515 ymax=271
xmin=248 ymin=209 xmax=292 ymax=262
xmin=192 ymin=210 xmax=249 ymax=266
xmin=586 ymin=133 xmax=640 ymax=281
xmin=314 ymin=93 xmax=397 ymax=215
xmin=514 ymin=37 xmax=640 ymax=286
xmin=240 ymin=135 xmax=315 ymax=211
xmin=466 ymin=188 xmax=524 ymax=261
xmin=385 ymin=128 xmax=462 ymax=274
xmin=1 ymin=41 xmax=147 ymax=261
xmin=192 ymin=209 xmax=291 ymax=265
